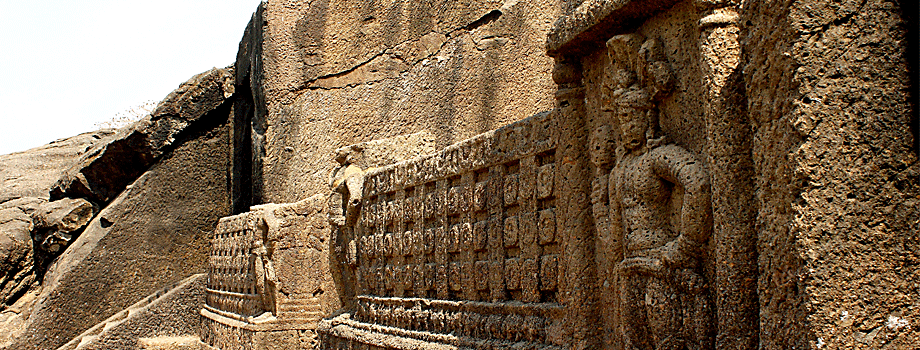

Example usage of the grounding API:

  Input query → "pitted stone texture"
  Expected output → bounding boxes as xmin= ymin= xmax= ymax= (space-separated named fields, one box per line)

xmin=742 ymin=0 xmax=808 ymax=348
xmin=783 ymin=0 xmax=920 ymax=348
xmin=256 ymin=0 xmax=564 ymax=204
xmin=576 ymin=3 xmax=721 ymax=347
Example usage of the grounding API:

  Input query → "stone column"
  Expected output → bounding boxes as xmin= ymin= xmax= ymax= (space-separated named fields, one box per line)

xmin=553 ymin=58 xmax=600 ymax=349
xmin=698 ymin=2 xmax=759 ymax=349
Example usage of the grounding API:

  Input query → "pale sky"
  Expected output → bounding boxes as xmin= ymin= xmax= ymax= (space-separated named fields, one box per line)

xmin=0 ymin=0 xmax=264 ymax=155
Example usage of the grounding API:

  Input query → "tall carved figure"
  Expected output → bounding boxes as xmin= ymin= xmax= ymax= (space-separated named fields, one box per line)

xmin=593 ymin=34 xmax=714 ymax=350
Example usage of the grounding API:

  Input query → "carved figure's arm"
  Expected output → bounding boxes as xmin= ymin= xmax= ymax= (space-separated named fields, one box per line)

xmin=591 ymin=173 xmax=609 ymax=219
xmin=650 ymin=145 xmax=712 ymax=266
xmin=607 ymin=170 xmax=626 ymax=263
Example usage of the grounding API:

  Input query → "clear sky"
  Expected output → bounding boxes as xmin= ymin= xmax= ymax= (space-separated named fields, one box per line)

xmin=0 ymin=0 xmax=263 ymax=155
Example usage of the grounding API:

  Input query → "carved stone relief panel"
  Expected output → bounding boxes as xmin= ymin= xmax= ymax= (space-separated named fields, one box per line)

xmin=589 ymin=31 xmax=715 ymax=350
xmin=320 ymin=112 xmax=568 ymax=348
xmin=205 ymin=213 xmax=267 ymax=319
xmin=549 ymin=0 xmax=755 ymax=348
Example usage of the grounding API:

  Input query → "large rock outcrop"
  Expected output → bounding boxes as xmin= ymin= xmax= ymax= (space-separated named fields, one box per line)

xmin=5 ymin=119 xmax=231 ymax=350
xmin=51 ymin=68 xmax=235 ymax=205
xmin=0 ymin=67 xmax=237 ymax=350
xmin=0 ymin=131 xmax=115 ymax=308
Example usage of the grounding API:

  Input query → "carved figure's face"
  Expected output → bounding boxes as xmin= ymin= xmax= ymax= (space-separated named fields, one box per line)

xmin=590 ymin=124 xmax=615 ymax=168
xmin=618 ymin=109 xmax=648 ymax=152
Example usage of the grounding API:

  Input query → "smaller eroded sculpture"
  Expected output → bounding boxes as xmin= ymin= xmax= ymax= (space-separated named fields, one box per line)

xmin=593 ymin=34 xmax=714 ymax=350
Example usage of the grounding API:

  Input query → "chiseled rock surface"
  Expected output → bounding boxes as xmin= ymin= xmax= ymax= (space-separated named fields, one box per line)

xmin=252 ymin=0 xmax=565 ymax=204
xmin=777 ymin=0 xmax=920 ymax=348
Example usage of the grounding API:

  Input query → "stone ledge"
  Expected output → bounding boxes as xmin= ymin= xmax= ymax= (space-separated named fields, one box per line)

xmin=319 ymin=314 xmax=565 ymax=350
xmin=546 ymin=0 xmax=681 ymax=56
xmin=200 ymin=308 xmax=319 ymax=332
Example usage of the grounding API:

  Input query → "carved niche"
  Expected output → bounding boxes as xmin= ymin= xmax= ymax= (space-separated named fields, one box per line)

xmin=591 ymin=33 xmax=715 ymax=350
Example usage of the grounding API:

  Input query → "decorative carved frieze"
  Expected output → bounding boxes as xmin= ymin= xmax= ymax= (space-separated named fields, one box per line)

xmin=320 ymin=113 xmax=567 ymax=348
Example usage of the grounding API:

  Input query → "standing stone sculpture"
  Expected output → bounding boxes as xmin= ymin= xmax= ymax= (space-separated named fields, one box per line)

xmin=592 ymin=33 xmax=714 ymax=350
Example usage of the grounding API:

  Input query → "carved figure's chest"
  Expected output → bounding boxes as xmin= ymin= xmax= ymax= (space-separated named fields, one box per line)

xmin=613 ymin=155 xmax=670 ymax=208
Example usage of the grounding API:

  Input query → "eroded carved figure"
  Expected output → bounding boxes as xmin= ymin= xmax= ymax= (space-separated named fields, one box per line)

xmin=593 ymin=34 xmax=713 ymax=350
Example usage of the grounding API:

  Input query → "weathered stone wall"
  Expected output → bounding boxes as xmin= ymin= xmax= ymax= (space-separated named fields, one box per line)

xmin=782 ymin=0 xmax=919 ymax=348
xmin=741 ymin=0 xmax=808 ymax=348
xmin=201 ymin=195 xmax=337 ymax=350
xmin=246 ymin=0 xmax=566 ymax=204
xmin=547 ymin=0 xmax=918 ymax=348
xmin=0 ymin=0 xmax=914 ymax=349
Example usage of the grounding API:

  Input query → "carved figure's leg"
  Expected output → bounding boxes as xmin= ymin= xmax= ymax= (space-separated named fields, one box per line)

xmin=646 ymin=275 xmax=682 ymax=350
xmin=622 ymin=274 xmax=651 ymax=350
xmin=677 ymin=268 xmax=713 ymax=350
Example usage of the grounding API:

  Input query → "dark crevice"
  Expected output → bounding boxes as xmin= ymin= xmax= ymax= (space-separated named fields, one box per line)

xmin=0 ymin=197 xmax=21 ymax=208
xmin=464 ymin=10 xmax=502 ymax=31
xmin=831 ymin=0 xmax=868 ymax=27
xmin=232 ymin=81 xmax=254 ymax=214
xmin=306 ymin=51 xmax=390 ymax=88
xmin=5 ymin=278 xmax=31 ymax=307
xmin=164 ymin=99 xmax=234 ymax=159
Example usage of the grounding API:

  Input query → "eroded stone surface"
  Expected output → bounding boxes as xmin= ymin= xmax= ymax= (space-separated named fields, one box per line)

xmin=252 ymin=0 xmax=564 ymax=205
xmin=57 ymin=274 xmax=207 ymax=350
xmin=1 ymin=0 xmax=915 ymax=349
xmin=5 ymin=121 xmax=231 ymax=350
xmin=200 ymin=195 xmax=336 ymax=350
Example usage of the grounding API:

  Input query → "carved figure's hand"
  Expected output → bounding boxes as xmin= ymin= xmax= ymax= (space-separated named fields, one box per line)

xmin=618 ymin=257 xmax=664 ymax=277
xmin=661 ymin=238 xmax=693 ymax=269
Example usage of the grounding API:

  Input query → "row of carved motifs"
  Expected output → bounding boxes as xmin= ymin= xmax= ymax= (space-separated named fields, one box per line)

xmin=356 ymin=153 xmax=560 ymax=304
xmin=359 ymin=162 xmax=556 ymax=226
xmin=361 ymin=112 xmax=556 ymax=198
xmin=201 ymin=315 xmax=255 ymax=350
xmin=352 ymin=296 xmax=565 ymax=346
xmin=206 ymin=212 xmax=263 ymax=317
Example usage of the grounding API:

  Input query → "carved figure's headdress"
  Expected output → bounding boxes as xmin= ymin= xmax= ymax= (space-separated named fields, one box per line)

xmin=604 ymin=34 xmax=676 ymax=152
